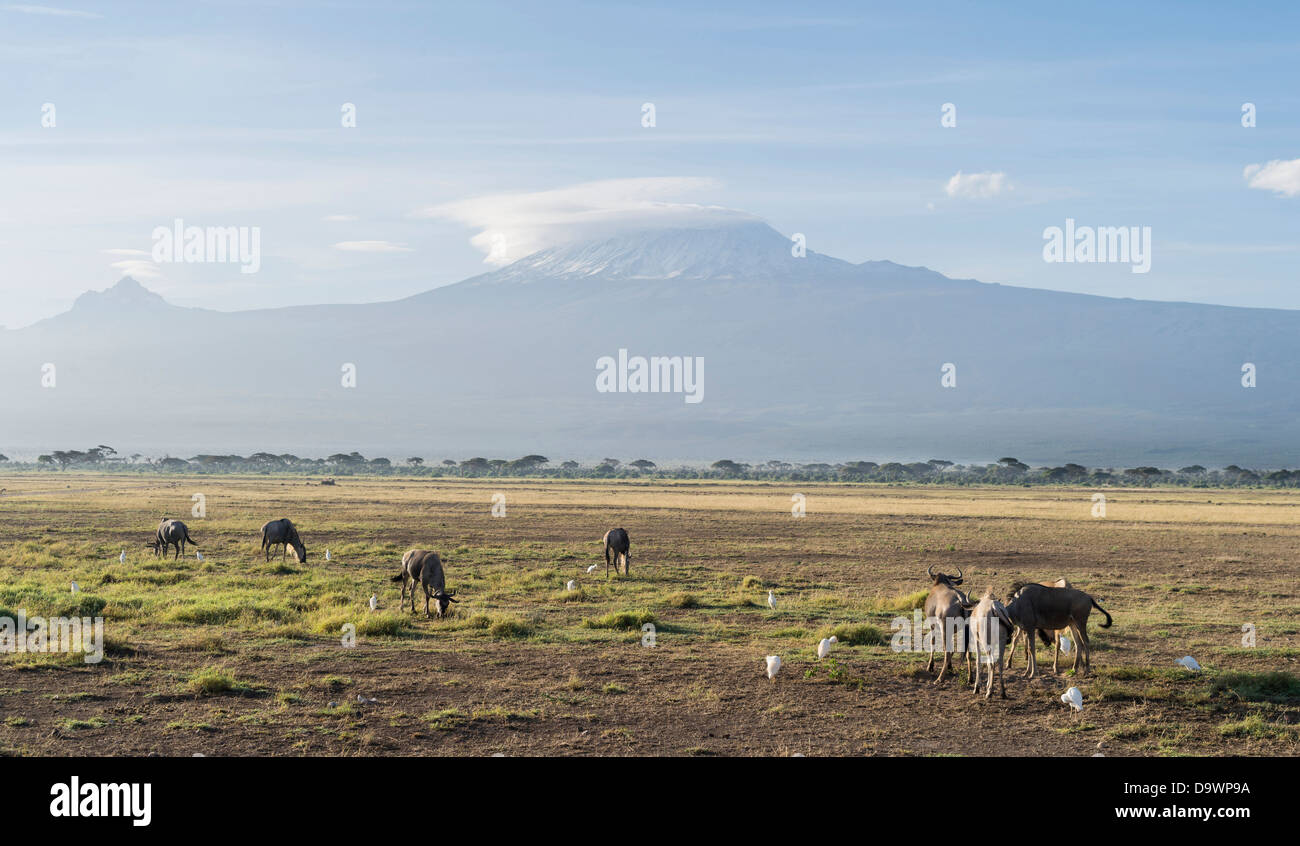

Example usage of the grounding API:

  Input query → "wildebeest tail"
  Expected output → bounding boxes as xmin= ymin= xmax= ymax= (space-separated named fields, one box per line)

xmin=1037 ymin=628 xmax=1052 ymax=645
xmin=1092 ymin=598 xmax=1112 ymax=628
xmin=185 ymin=531 xmax=199 ymax=547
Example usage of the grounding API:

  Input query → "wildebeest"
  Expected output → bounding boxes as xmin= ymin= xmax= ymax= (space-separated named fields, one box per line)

xmin=154 ymin=518 xmax=198 ymax=560
xmin=602 ymin=528 xmax=630 ymax=578
xmin=923 ymin=565 xmax=972 ymax=683
xmin=1004 ymin=582 xmax=1113 ymax=677
xmin=391 ymin=549 xmax=458 ymax=618
xmin=1006 ymin=577 xmax=1072 ymax=673
xmin=965 ymin=589 xmax=1015 ymax=699
xmin=260 ymin=518 xmax=306 ymax=563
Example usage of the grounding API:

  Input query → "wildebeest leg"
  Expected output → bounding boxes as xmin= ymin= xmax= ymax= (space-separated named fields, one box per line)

xmin=935 ymin=628 xmax=952 ymax=683
xmin=1006 ymin=628 xmax=1018 ymax=668
xmin=1023 ymin=627 xmax=1036 ymax=678
xmin=423 ymin=586 xmax=431 ymax=618
xmin=605 ymin=544 xmax=612 ymax=579
xmin=1073 ymin=622 xmax=1089 ymax=675
xmin=1052 ymin=631 xmax=1061 ymax=674
xmin=971 ymin=643 xmax=981 ymax=693
xmin=925 ymin=619 xmax=936 ymax=673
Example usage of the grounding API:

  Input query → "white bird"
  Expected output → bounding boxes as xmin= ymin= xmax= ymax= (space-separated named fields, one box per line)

xmin=816 ymin=636 xmax=838 ymax=659
xmin=586 ymin=563 xmax=598 ymax=574
xmin=767 ymin=590 xmax=776 ymax=610
xmin=566 ymin=580 xmax=576 ymax=591
xmin=1061 ymin=686 xmax=1084 ymax=711
xmin=369 ymin=594 xmax=378 ymax=612
xmin=1175 ymin=655 xmax=1201 ymax=672
xmin=765 ymin=655 xmax=781 ymax=680
xmin=196 ymin=551 xmax=204 ymax=561
xmin=118 ymin=550 xmax=126 ymax=564
xmin=70 ymin=581 xmax=79 ymax=593
xmin=356 ymin=694 xmax=377 ymax=704
xmin=1059 ymin=635 xmax=1072 ymax=654
xmin=325 ymin=549 xmax=332 ymax=561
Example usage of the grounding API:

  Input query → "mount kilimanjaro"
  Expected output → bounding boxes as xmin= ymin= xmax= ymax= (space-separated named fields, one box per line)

xmin=2 ymin=220 xmax=1296 ymax=465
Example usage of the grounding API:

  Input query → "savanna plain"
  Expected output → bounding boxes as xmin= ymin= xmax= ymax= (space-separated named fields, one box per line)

xmin=0 ymin=474 xmax=1297 ymax=757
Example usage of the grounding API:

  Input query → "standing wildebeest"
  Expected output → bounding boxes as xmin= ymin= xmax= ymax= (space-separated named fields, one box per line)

xmin=391 ymin=549 xmax=458 ymax=618
xmin=923 ymin=565 xmax=973 ymax=683
xmin=260 ymin=518 xmax=307 ymax=563
xmin=154 ymin=518 xmax=199 ymax=560
xmin=1004 ymin=582 xmax=1112 ymax=677
xmin=965 ymin=589 xmax=1015 ymax=699
xmin=1007 ymin=577 xmax=1072 ymax=673
xmin=602 ymin=528 xmax=630 ymax=578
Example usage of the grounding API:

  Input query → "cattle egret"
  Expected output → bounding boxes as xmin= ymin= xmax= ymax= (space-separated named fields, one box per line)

xmin=325 ymin=549 xmax=332 ymax=561
xmin=767 ymin=590 xmax=776 ymax=610
xmin=765 ymin=655 xmax=781 ymax=680
xmin=356 ymin=694 xmax=377 ymax=704
xmin=1059 ymin=635 xmax=1072 ymax=654
xmin=1061 ymin=686 xmax=1083 ymax=711
xmin=817 ymin=638 xmax=835 ymax=659
xmin=196 ymin=551 xmax=204 ymax=561
xmin=369 ymin=594 xmax=378 ymax=612
xmin=566 ymin=580 xmax=576 ymax=591
xmin=119 ymin=550 xmax=126 ymax=564
xmin=1175 ymin=656 xmax=1201 ymax=672
xmin=70 ymin=581 xmax=79 ymax=594
xmin=586 ymin=564 xmax=598 ymax=574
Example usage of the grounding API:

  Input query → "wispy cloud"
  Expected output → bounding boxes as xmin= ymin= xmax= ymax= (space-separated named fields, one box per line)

xmin=415 ymin=177 xmax=752 ymax=265
xmin=333 ymin=240 xmax=412 ymax=253
xmin=944 ymin=170 xmax=1009 ymax=199
xmin=1244 ymin=159 xmax=1300 ymax=198
xmin=2 ymin=4 xmax=102 ymax=18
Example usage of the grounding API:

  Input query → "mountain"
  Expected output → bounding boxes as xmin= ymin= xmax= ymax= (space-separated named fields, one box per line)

xmin=2 ymin=220 xmax=1297 ymax=465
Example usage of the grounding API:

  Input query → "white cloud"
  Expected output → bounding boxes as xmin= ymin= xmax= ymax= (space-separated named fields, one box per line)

xmin=2 ymin=4 xmax=102 ymax=17
xmin=944 ymin=170 xmax=1008 ymax=199
xmin=333 ymin=240 xmax=412 ymax=253
xmin=102 ymin=248 xmax=158 ymax=278
xmin=1244 ymin=159 xmax=1300 ymax=197
xmin=414 ymin=177 xmax=752 ymax=265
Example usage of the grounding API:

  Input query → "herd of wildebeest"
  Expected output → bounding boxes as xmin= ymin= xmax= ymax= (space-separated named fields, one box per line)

xmin=146 ymin=517 xmax=1110 ymax=700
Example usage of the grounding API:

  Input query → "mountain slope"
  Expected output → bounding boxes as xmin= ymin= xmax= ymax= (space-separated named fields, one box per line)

xmin=1 ymin=223 xmax=1296 ymax=465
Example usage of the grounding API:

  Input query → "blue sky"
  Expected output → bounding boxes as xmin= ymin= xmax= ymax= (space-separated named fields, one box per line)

xmin=2 ymin=0 xmax=1298 ymax=327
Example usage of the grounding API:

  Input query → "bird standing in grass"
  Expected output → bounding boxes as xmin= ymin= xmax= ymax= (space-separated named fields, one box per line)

xmin=817 ymin=635 xmax=838 ymax=659
xmin=586 ymin=563 xmax=598 ymax=574
xmin=196 ymin=551 xmax=204 ymax=562
xmin=765 ymin=655 xmax=781 ymax=680
xmin=325 ymin=549 xmax=332 ymax=561
xmin=70 ymin=581 xmax=79 ymax=594
xmin=119 ymin=550 xmax=126 ymax=564
xmin=369 ymin=594 xmax=378 ymax=612
xmin=1175 ymin=655 xmax=1201 ymax=671
xmin=1061 ymin=686 xmax=1083 ymax=711
xmin=566 ymin=580 xmax=576 ymax=591
xmin=767 ymin=590 xmax=776 ymax=610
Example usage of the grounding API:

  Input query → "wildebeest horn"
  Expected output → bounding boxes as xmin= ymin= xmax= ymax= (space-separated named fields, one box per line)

xmin=952 ymin=565 xmax=964 ymax=584
xmin=926 ymin=564 xmax=935 ymax=579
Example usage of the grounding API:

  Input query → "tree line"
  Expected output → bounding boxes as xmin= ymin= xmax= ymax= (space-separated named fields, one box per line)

xmin=2 ymin=448 xmax=1299 ymax=487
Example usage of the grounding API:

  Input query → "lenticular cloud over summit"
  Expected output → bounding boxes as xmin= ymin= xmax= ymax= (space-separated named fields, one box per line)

xmin=415 ymin=177 xmax=758 ymax=266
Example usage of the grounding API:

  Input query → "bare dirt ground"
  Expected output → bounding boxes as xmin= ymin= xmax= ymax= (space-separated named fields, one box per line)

xmin=0 ymin=474 xmax=1296 ymax=756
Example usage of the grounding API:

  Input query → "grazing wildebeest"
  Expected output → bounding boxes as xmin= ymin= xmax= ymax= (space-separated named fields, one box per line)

xmin=1007 ymin=577 xmax=1072 ymax=673
xmin=923 ymin=565 xmax=973 ymax=683
xmin=965 ymin=589 xmax=1015 ymax=699
xmin=1004 ymin=582 xmax=1113 ymax=677
xmin=602 ymin=528 xmax=630 ymax=578
xmin=391 ymin=549 xmax=458 ymax=618
xmin=260 ymin=518 xmax=306 ymax=563
xmin=154 ymin=518 xmax=198 ymax=560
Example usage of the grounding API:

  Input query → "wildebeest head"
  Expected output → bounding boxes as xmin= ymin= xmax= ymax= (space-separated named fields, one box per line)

xmin=291 ymin=539 xmax=307 ymax=563
xmin=926 ymin=564 xmax=964 ymax=588
xmin=433 ymin=588 xmax=458 ymax=617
